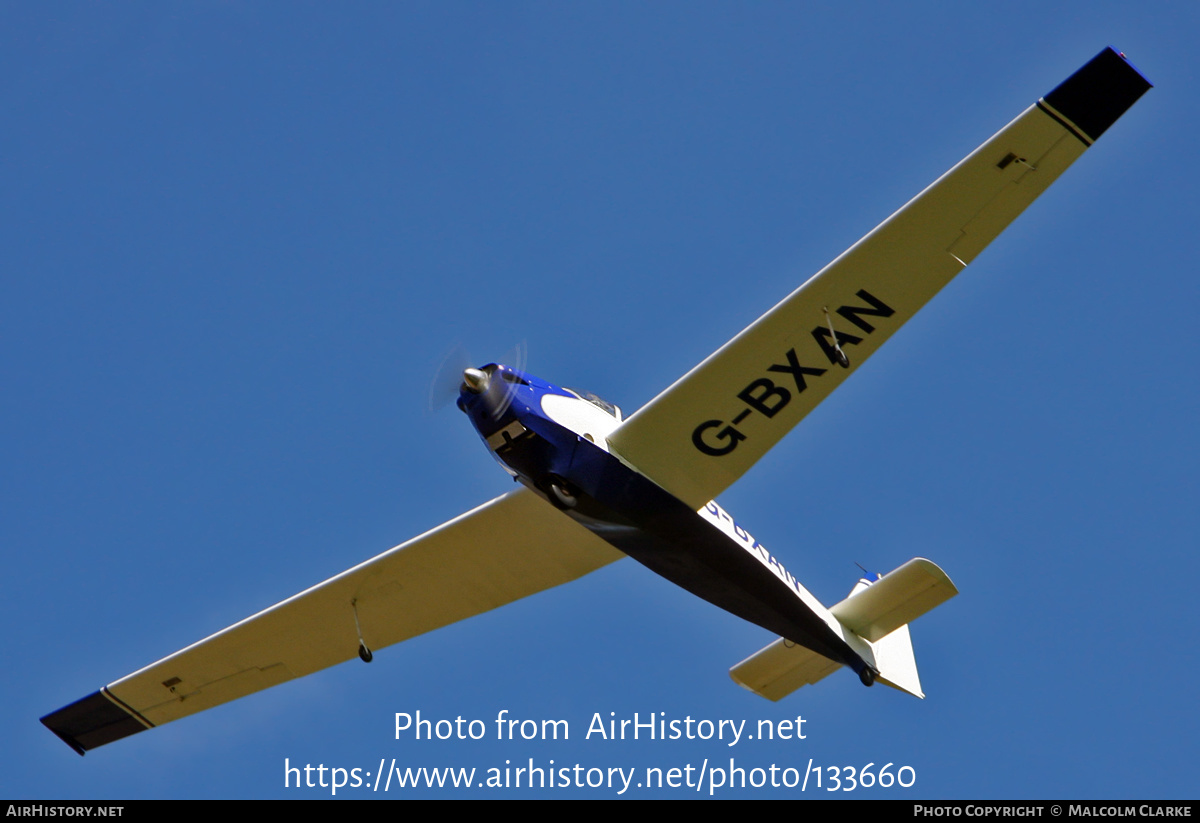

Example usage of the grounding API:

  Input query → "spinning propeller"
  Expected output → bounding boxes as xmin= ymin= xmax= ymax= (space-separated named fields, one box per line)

xmin=427 ymin=341 xmax=527 ymax=420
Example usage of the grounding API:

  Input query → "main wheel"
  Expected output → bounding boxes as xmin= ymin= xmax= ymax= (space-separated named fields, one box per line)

xmin=358 ymin=643 xmax=374 ymax=663
xmin=547 ymin=478 xmax=578 ymax=509
xmin=859 ymin=666 xmax=876 ymax=687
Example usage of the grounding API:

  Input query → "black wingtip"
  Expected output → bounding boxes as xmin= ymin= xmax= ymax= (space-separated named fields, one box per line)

xmin=1041 ymin=46 xmax=1153 ymax=144
xmin=41 ymin=689 xmax=150 ymax=755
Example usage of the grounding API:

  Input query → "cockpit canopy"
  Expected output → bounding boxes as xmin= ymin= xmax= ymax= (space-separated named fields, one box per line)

xmin=564 ymin=387 xmax=622 ymax=421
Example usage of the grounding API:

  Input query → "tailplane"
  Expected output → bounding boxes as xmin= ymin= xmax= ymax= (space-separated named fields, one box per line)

xmin=730 ymin=558 xmax=956 ymax=700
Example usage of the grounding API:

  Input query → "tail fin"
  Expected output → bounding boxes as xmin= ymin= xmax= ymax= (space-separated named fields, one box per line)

xmin=730 ymin=558 xmax=956 ymax=700
xmin=831 ymin=558 xmax=957 ymax=698
xmin=869 ymin=624 xmax=923 ymax=698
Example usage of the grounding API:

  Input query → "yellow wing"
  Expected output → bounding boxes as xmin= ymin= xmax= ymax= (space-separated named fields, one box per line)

xmin=42 ymin=488 xmax=622 ymax=754
xmin=607 ymin=48 xmax=1150 ymax=509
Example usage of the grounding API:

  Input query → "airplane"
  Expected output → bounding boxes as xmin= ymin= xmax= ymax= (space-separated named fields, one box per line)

xmin=42 ymin=46 xmax=1151 ymax=755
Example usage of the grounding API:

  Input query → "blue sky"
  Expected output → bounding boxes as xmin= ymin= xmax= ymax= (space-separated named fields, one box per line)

xmin=4 ymin=3 xmax=1197 ymax=799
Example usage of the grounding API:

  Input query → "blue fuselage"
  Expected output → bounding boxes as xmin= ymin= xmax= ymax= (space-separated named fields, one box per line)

xmin=458 ymin=364 xmax=867 ymax=676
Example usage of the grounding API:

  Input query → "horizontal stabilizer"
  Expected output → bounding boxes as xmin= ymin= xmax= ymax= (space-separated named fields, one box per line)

xmin=729 ymin=638 xmax=841 ymax=701
xmin=730 ymin=557 xmax=956 ymax=701
xmin=830 ymin=558 xmax=957 ymax=642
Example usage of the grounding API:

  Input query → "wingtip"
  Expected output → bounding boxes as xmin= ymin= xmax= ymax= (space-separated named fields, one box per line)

xmin=40 ymin=689 xmax=150 ymax=755
xmin=39 ymin=714 xmax=87 ymax=756
xmin=1040 ymin=46 xmax=1153 ymax=144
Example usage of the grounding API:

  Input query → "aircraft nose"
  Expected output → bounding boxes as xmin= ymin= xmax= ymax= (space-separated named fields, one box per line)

xmin=462 ymin=367 xmax=490 ymax=394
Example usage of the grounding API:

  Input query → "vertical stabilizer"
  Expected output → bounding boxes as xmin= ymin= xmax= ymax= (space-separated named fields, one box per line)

xmin=730 ymin=558 xmax=956 ymax=700
xmin=870 ymin=624 xmax=924 ymax=699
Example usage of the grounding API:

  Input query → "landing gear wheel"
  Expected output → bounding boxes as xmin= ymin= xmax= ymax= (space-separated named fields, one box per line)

xmin=358 ymin=643 xmax=374 ymax=663
xmin=859 ymin=667 xmax=877 ymax=687
xmin=547 ymin=477 xmax=578 ymax=510
xmin=835 ymin=349 xmax=850 ymax=368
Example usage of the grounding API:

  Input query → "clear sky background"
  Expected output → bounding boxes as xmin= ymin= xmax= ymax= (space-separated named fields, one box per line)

xmin=4 ymin=2 xmax=1196 ymax=799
